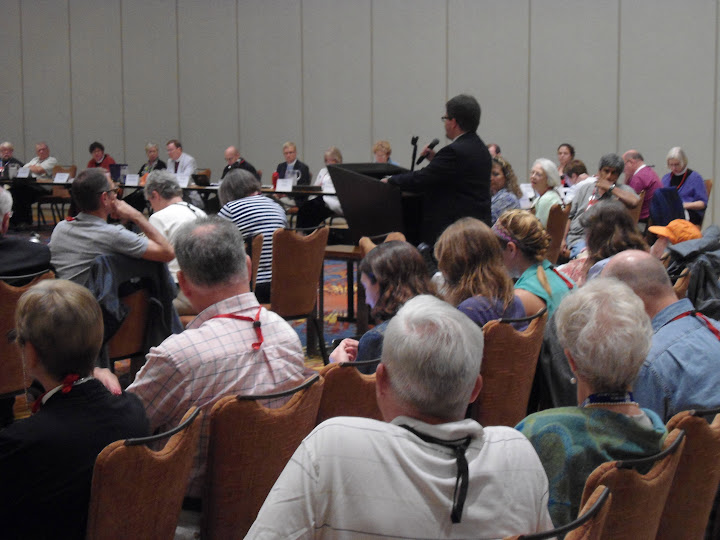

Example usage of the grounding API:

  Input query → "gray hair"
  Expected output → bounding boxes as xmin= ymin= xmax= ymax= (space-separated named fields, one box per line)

xmin=533 ymin=158 xmax=562 ymax=188
xmin=666 ymin=146 xmax=688 ymax=170
xmin=598 ymin=153 xmax=625 ymax=177
xmin=0 ymin=187 xmax=12 ymax=217
xmin=219 ymin=169 xmax=261 ymax=206
xmin=0 ymin=141 xmax=14 ymax=150
xmin=145 ymin=142 xmax=159 ymax=152
xmin=144 ymin=169 xmax=182 ymax=200
xmin=381 ymin=294 xmax=484 ymax=420
xmin=555 ymin=278 xmax=651 ymax=393
xmin=174 ymin=216 xmax=247 ymax=287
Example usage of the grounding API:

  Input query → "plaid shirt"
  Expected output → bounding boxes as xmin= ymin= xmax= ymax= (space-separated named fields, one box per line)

xmin=127 ymin=292 xmax=307 ymax=498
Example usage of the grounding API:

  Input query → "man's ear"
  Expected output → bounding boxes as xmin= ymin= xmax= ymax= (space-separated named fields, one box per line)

xmin=1 ymin=212 xmax=10 ymax=235
xmin=177 ymin=270 xmax=191 ymax=298
xmin=469 ymin=374 xmax=483 ymax=403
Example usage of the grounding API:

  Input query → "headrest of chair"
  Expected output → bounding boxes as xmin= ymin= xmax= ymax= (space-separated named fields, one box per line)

xmin=340 ymin=358 xmax=381 ymax=369
xmin=616 ymin=429 xmax=685 ymax=469
xmin=236 ymin=373 xmax=320 ymax=401
xmin=124 ymin=406 xmax=202 ymax=446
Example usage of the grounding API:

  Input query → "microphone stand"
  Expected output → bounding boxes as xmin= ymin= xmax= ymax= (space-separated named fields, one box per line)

xmin=410 ymin=136 xmax=419 ymax=171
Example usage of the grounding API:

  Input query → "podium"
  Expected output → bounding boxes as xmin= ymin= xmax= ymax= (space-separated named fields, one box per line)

xmin=327 ymin=163 xmax=422 ymax=245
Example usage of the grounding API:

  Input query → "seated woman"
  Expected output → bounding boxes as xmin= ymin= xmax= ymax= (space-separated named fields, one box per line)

xmin=296 ymin=146 xmax=343 ymax=229
xmin=490 ymin=156 xmax=522 ymax=224
xmin=557 ymin=201 xmax=648 ymax=286
xmin=516 ymin=278 xmax=666 ymax=528
xmin=530 ymin=158 xmax=563 ymax=227
xmin=330 ymin=241 xmax=434 ymax=373
xmin=556 ymin=142 xmax=575 ymax=179
xmin=494 ymin=209 xmax=573 ymax=317
xmin=372 ymin=140 xmax=398 ymax=165
xmin=434 ymin=217 xmax=526 ymax=328
xmin=0 ymin=279 xmax=149 ymax=538
xmin=662 ymin=146 xmax=708 ymax=225
xmin=86 ymin=141 xmax=116 ymax=171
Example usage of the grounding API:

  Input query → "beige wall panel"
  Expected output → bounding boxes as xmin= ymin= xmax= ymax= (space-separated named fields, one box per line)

xmin=0 ymin=1 xmax=26 ymax=160
xmin=449 ymin=0 xmax=530 ymax=177
xmin=302 ymin=0 xmax=371 ymax=174
xmin=121 ymin=0 xmax=179 ymax=172
xmin=237 ymin=0 xmax=303 ymax=180
xmin=69 ymin=0 xmax=124 ymax=168
xmin=372 ymin=0 xmax=447 ymax=170
xmin=21 ymin=0 xmax=73 ymax=164
xmin=528 ymin=0 xmax=619 ymax=172
xmin=177 ymin=0 xmax=238 ymax=175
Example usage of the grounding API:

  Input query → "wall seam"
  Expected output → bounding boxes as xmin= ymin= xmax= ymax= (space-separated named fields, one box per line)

xmin=175 ymin=0 xmax=181 ymax=141
xmin=120 ymin=0 xmax=127 ymax=162
xmin=526 ymin=0 xmax=532 ymax=171
xmin=616 ymin=0 xmax=622 ymax=153
xmin=236 ymin=0 xmax=241 ymax=148
xmin=300 ymin=0 xmax=305 ymax=155
xmin=19 ymin=0 xmax=26 ymax=156
xmin=67 ymin=0 xmax=74 ymax=163
xmin=713 ymin=0 xmax=719 ymax=223
xmin=370 ymin=0 xmax=374 ymax=148
xmin=445 ymin=0 xmax=449 ymax=100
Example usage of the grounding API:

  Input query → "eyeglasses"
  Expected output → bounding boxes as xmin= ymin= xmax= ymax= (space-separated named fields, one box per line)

xmin=98 ymin=187 xmax=120 ymax=195
xmin=441 ymin=116 xmax=451 ymax=121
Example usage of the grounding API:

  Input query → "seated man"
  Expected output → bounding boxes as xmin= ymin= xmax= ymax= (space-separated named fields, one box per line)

xmin=10 ymin=141 xmax=57 ymax=230
xmin=144 ymin=170 xmax=206 ymax=314
xmin=563 ymin=153 xmax=639 ymax=258
xmin=0 ymin=279 xmax=149 ymax=538
xmin=0 ymin=141 xmax=24 ymax=179
xmin=221 ymin=145 xmax=260 ymax=180
xmin=49 ymin=168 xmax=174 ymax=285
xmin=127 ymin=217 xmax=307 ymax=508
xmin=603 ymin=250 xmax=720 ymax=421
xmin=0 ymin=186 xmax=51 ymax=280
xmin=248 ymin=295 xmax=553 ymax=538
xmin=623 ymin=149 xmax=661 ymax=226
xmin=217 ymin=170 xmax=287 ymax=303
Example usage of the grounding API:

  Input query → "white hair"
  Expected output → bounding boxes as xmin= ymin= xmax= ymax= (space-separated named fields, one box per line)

xmin=533 ymin=158 xmax=562 ymax=187
xmin=0 ymin=187 xmax=12 ymax=217
xmin=381 ymin=294 xmax=484 ymax=420
xmin=555 ymin=278 xmax=652 ymax=392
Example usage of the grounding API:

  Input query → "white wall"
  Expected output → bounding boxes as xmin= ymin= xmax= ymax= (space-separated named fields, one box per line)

xmin=2 ymin=0 xmax=719 ymax=223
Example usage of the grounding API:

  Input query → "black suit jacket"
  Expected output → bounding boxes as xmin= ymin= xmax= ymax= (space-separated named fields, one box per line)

xmin=137 ymin=159 xmax=167 ymax=176
xmin=389 ymin=131 xmax=491 ymax=245
xmin=276 ymin=159 xmax=311 ymax=187
xmin=0 ymin=157 xmax=24 ymax=179
xmin=222 ymin=158 xmax=260 ymax=180
xmin=0 ymin=235 xmax=51 ymax=279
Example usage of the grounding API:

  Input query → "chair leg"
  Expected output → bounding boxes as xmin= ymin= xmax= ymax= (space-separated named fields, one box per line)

xmin=309 ymin=316 xmax=329 ymax=365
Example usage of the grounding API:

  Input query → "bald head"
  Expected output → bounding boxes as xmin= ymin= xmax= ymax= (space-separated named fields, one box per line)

xmin=622 ymin=150 xmax=644 ymax=178
xmin=602 ymin=250 xmax=676 ymax=316
xmin=224 ymin=146 xmax=240 ymax=165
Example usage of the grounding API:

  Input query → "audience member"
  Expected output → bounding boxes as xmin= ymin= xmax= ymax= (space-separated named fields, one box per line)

xmin=166 ymin=139 xmax=197 ymax=175
xmin=557 ymin=201 xmax=648 ymax=286
xmin=623 ymin=149 xmax=661 ymax=225
xmin=0 ymin=279 xmax=149 ymax=538
xmin=296 ymin=146 xmax=343 ymax=229
xmin=373 ymin=140 xmax=398 ymax=165
xmin=0 ymin=187 xmax=51 ymax=280
xmin=661 ymin=146 xmax=708 ymax=226
xmin=221 ymin=145 xmax=260 ymax=180
xmin=556 ymin=142 xmax=575 ymax=177
xmin=137 ymin=142 xmax=166 ymax=176
xmin=385 ymin=94 xmax=492 ymax=245
xmin=217 ymin=170 xmax=286 ymax=304
xmin=86 ymin=141 xmax=116 ymax=171
xmin=564 ymin=153 xmax=639 ymax=259
xmin=127 ymin=217 xmax=307 ymax=504
xmin=516 ymin=278 xmax=666 ymax=528
xmin=0 ymin=141 xmax=23 ymax=179
xmin=562 ymin=159 xmax=590 ymax=202
xmin=144 ymin=170 xmax=206 ymax=314
xmin=494 ymin=209 xmax=573 ymax=317
xmin=490 ymin=155 xmax=521 ymax=224
xmin=249 ymin=295 xmax=553 ymax=538
xmin=434 ymin=217 xmax=526 ymax=328
xmin=487 ymin=142 xmax=501 ymax=157
xmin=330 ymin=241 xmax=435 ymax=373
xmin=647 ymin=219 xmax=702 ymax=259
xmin=10 ymin=141 xmax=57 ymax=230
xmin=49 ymin=168 xmax=174 ymax=284
xmin=603 ymin=250 xmax=720 ymax=421
xmin=529 ymin=158 xmax=562 ymax=227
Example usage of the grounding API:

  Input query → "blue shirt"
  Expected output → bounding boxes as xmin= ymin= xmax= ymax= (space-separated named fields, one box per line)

xmin=633 ymin=298 xmax=720 ymax=421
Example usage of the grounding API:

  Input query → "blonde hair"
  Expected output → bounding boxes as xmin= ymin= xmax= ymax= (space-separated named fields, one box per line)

xmin=434 ymin=218 xmax=515 ymax=308
xmin=372 ymin=140 xmax=392 ymax=156
xmin=324 ymin=146 xmax=343 ymax=164
xmin=495 ymin=210 xmax=553 ymax=297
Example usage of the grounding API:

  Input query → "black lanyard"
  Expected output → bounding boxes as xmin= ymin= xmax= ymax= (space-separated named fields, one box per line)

xmin=400 ymin=424 xmax=473 ymax=524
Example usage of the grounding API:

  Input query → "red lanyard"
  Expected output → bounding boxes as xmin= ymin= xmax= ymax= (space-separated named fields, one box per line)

xmin=673 ymin=170 xmax=689 ymax=191
xmin=211 ymin=307 xmax=264 ymax=350
xmin=665 ymin=310 xmax=720 ymax=341
xmin=552 ymin=267 xmax=574 ymax=290
xmin=32 ymin=374 xmax=81 ymax=414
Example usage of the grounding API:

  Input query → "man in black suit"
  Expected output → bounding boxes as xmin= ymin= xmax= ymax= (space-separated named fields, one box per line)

xmin=221 ymin=146 xmax=260 ymax=180
xmin=275 ymin=141 xmax=311 ymax=186
xmin=385 ymin=94 xmax=492 ymax=246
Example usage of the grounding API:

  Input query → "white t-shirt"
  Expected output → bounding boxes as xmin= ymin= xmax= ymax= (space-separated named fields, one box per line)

xmin=148 ymin=202 xmax=206 ymax=281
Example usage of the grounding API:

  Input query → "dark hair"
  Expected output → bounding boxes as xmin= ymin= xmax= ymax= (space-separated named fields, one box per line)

xmin=88 ymin=141 xmax=104 ymax=154
xmin=358 ymin=241 xmax=435 ymax=321
xmin=585 ymin=201 xmax=648 ymax=264
xmin=166 ymin=139 xmax=182 ymax=149
xmin=445 ymin=94 xmax=480 ymax=133
xmin=219 ymin=169 xmax=262 ymax=206
xmin=71 ymin=168 xmax=109 ymax=212
xmin=565 ymin=159 xmax=587 ymax=177
xmin=558 ymin=143 xmax=575 ymax=158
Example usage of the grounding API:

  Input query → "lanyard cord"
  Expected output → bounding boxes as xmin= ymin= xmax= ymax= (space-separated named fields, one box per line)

xmin=661 ymin=309 xmax=720 ymax=341
xmin=210 ymin=306 xmax=264 ymax=350
xmin=400 ymin=424 xmax=473 ymax=524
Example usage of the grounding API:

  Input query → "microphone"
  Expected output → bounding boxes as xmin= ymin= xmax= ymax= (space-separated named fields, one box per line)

xmin=416 ymin=138 xmax=440 ymax=165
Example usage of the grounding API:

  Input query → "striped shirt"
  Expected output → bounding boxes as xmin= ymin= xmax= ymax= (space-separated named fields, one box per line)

xmin=218 ymin=195 xmax=287 ymax=285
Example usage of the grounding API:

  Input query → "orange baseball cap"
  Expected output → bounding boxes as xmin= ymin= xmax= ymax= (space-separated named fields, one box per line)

xmin=648 ymin=219 xmax=702 ymax=244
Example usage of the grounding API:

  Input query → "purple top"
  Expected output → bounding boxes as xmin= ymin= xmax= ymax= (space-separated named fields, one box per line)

xmin=457 ymin=294 xmax=528 ymax=331
xmin=627 ymin=165 xmax=662 ymax=220
xmin=661 ymin=169 xmax=707 ymax=224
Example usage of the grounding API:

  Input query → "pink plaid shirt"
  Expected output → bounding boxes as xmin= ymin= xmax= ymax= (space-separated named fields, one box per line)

xmin=127 ymin=292 xmax=307 ymax=498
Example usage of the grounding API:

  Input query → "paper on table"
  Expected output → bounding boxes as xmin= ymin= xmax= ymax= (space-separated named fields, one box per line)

xmin=53 ymin=172 xmax=70 ymax=184
xmin=276 ymin=178 xmax=293 ymax=192
xmin=16 ymin=167 xmax=30 ymax=178
xmin=176 ymin=174 xmax=191 ymax=187
xmin=124 ymin=174 xmax=140 ymax=187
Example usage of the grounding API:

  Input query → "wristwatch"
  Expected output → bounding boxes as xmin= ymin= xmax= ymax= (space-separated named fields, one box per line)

xmin=608 ymin=183 xmax=616 ymax=193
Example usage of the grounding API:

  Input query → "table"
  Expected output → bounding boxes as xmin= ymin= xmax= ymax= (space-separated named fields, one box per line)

xmin=321 ymin=245 xmax=368 ymax=336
